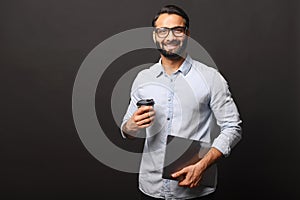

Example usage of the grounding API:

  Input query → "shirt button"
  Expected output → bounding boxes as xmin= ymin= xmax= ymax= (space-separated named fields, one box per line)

xmin=168 ymin=98 xmax=171 ymax=101
xmin=167 ymin=118 xmax=170 ymax=120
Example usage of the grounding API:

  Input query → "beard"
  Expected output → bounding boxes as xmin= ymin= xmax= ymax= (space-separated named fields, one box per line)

xmin=156 ymin=38 xmax=188 ymax=60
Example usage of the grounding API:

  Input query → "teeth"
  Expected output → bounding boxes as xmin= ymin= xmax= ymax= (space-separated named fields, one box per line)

xmin=165 ymin=44 xmax=178 ymax=50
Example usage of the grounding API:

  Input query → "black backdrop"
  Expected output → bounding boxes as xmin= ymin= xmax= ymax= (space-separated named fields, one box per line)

xmin=1 ymin=0 xmax=299 ymax=199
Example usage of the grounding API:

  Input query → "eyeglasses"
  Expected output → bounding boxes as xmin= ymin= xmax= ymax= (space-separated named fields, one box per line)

xmin=154 ymin=26 xmax=187 ymax=38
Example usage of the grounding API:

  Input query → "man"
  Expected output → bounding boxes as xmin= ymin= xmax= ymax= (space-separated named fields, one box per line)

xmin=121 ymin=5 xmax=242 ymax=200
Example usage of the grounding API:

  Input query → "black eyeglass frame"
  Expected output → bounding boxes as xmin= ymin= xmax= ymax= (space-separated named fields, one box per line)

xmin=154 ymin=26 xmax=188 ymax=38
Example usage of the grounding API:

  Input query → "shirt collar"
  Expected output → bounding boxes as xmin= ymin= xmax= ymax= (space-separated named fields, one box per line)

xmin=156 ymin=55 xmax=193 ymax=78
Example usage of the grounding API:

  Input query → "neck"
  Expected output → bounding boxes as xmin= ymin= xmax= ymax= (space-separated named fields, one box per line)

xmin=161 ymin=54 xmax=186 ymax=75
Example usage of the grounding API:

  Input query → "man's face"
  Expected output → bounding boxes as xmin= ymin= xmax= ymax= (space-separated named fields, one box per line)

xmin=153 ymin=13 xmax=189 ymax=59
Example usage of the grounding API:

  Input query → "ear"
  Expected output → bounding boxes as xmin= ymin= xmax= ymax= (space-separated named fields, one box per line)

xmin=186 ymin=29 xmax=190 ymax=37
xmin=152 ymin=31 xmax=157 ymax=43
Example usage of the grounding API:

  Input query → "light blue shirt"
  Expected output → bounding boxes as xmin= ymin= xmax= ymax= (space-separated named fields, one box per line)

xmin=121 ymin=55 xmax=242 ymax=199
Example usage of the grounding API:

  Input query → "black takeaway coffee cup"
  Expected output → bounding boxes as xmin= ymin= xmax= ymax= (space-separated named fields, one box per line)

xmin=136 ymin=99 xmax=155 ymax=108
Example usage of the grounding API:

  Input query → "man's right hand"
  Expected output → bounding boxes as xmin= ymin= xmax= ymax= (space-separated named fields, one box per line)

xmin=123 ymin=106 xmax=155 ymax=138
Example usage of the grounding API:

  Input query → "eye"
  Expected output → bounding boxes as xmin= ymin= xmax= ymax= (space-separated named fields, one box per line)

xmin=173 ymin=27 xmax=184 ymax=34
xmin=157 ymin=28 xmax=168 ymax=34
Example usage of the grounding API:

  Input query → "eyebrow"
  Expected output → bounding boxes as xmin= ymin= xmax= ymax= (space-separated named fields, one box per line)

xmin=155 ymin=26 xmax=186 ymax=29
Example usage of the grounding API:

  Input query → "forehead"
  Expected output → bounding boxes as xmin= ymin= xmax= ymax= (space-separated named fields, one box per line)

xmin=155 ymin=13 xmax=185 ymax=28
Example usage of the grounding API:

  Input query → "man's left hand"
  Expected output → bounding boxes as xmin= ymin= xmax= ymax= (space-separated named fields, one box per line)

xmin=171 ymin=147 xmax=223 ymax=188
xmin=171 ymin=162 xmax=206 ymax=188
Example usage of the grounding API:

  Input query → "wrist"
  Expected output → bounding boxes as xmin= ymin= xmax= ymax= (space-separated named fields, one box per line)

xmin=122 ymin=120 xmax=139 ymax=138
xmin=196 ymin=147 xmax=223 ymax=170
xmin=195 ymin=158 xmax=208 ymax=172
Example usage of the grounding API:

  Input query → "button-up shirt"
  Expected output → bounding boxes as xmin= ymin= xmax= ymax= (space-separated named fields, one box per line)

xmin=121 ymin=55 xmax=242 ymax=199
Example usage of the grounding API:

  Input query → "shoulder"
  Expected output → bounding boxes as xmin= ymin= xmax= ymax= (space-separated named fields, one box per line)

xmin=190 ymin=58 xmax=230 ymax=94
xmin=131 ymin=63 xmax=160 ymax=86
xmin=191 ymin=59 xmax=223 ymax=82
xmin=135 ymin=63 xmax=161 ymax=80
xmin=191 ymin=59 xmax=219 ymax=76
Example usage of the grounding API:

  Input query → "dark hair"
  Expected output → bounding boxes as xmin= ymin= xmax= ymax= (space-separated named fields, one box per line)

xmin=152 ymin=5 xmax=189 ymax=28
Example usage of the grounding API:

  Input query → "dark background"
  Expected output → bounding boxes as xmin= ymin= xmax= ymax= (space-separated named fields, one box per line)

xmin=1 ymin=0 xmax=299 ymax=199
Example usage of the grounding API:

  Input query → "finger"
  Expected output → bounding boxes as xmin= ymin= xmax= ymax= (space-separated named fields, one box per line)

xmin=134 ymin=108 xmax=152 ymax=121
xmin=188 ymin=173 xmax=202 ymax=188
xmin=140 ymin=111 xmax=155 ymax=120
xmin=139 ymin=122 xmax=153 ymax=129
xmin=137 ymin=116 xmax=154 ymax=126
xmin=189 ymin=180 xmax=198 ymax=188
xmin=193 ymin=180 xmax=200 ymax=188
xmin=190 ymin=180 xmax=200 ymax=188
xmin=179 ymin=174 xmax=193 ymax=186
xmin=178 ymin=169 xmax=195 ymax=186
xmin=133 ymin=111 xmax=151 ymax=123
xmin=136 ymin=106 xmax=153 ymax=115
xmin=172 ymin=168 xmax=187 ymax=178
xmin=178 ymin=178 xmax=190 ymax=187
xmin=147 ymin=106 xmax=154 ymax=111
xmin=148 ymin=110 xmax=155 ymax=117
xmin=178 ymin=176 xmax=195 ymax=187
xmin=138 ymin=117 xmax=155 ymax=128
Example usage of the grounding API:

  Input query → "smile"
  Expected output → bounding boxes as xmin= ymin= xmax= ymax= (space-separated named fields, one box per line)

xmin=164 ymin=44 xmax=179 ymax=50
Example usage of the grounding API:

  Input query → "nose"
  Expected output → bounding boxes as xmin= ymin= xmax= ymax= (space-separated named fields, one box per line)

xmin=165 ymin=30 xmax=176 ymax=41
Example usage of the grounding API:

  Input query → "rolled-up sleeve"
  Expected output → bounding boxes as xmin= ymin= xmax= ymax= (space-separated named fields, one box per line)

xmin=120 ymin=73 xmax=142 ymax=138
xmin=210 ymin=71 xmax=242 ymax=157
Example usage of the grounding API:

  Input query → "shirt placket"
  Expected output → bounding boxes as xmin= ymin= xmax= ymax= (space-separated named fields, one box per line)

xmin=162 ymin=73 xmax=178 ymax=199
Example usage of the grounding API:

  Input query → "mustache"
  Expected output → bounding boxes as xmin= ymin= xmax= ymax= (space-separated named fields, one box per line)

xmin=163 ymin=40 xmax=180 ymax=46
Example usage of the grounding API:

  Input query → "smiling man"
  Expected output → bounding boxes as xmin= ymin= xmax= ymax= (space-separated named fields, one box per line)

xmin=121 ymin=5 xmax=242 ymax=200
xmin=154 ymin=16 xmax=188 ymax=60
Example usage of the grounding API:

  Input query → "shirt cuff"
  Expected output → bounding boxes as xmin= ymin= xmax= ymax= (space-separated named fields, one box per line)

xmin=120 ymin=120 xmax=141 ymax=139
xmin=120 ymin=120 xmax=128 ymax=139
xmin=211 ymin=134 xmax=231 ymax=157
